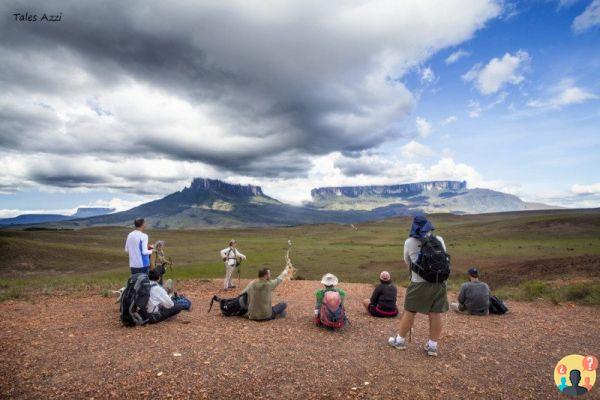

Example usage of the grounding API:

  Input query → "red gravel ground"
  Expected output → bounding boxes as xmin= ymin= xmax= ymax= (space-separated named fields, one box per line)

xmin=1 ymin=280 xmax=598 ymax=399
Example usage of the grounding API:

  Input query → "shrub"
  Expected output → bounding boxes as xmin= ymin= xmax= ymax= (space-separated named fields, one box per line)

xmin=521 ymin=280 xmax=551 ymax=301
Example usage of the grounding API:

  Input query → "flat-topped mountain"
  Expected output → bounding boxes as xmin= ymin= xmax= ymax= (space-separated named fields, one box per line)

xmin=0 ymin=207 xmax=115 ymax=227
xmin=309 ymin=180 xmax=557 ymax=214
xmin=26 ymin=178 xmax=558 ymax=229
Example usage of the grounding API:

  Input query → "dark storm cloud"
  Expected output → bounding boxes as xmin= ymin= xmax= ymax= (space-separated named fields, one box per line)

xmin=0 ymin=0 xmax=500 ymax=188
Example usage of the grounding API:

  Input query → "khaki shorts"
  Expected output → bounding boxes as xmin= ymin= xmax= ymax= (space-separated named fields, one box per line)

xmin=404 ymin=281 xmax=449 ymax=314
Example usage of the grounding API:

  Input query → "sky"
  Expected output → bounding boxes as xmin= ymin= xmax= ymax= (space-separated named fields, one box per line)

xmin=0 ymin=0 xmax=599 ymax=217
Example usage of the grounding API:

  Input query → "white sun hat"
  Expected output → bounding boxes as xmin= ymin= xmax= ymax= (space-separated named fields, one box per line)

xmin=321 ymin=273 xmax=339 ymax=286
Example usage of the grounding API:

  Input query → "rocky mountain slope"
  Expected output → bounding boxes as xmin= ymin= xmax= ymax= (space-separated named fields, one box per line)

xmin=33 ymin=178 xmax=558 ymax=229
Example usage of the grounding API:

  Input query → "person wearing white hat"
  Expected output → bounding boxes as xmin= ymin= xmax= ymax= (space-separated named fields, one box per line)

xmin=313 ymin=273 xmax=346 ymax=324
xmin=363 ymin=271 xmax=398 ymax=317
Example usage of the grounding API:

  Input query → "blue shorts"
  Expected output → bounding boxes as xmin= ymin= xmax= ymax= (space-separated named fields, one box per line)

xmin=131 ymin=267 xmax=149 ymax=275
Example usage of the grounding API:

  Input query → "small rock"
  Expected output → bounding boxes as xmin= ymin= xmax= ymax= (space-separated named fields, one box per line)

xmin=157 ymin=371 xmax=163 ymax=377
xmin=173 ymin=352 xmax=182 ymax=357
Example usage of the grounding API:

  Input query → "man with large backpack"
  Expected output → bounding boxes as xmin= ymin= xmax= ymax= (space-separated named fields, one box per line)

xmin=120 ymin=269 xmax=185 ymax=326
xmin=314 ymin=273 xmax=348 ymax=329
xmin=388 ymin=215 xmax=450 ymax=357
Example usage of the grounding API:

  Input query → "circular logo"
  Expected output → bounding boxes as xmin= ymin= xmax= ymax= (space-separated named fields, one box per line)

xmin=554 ymin=354 xmax=597 ymax=396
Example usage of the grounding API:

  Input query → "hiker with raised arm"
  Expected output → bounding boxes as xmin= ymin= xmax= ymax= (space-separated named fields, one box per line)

xmin=450 ymin=267 xmax=490 ymax=315
xmin=220 ymin=239 xmax=246 ymax=290
xmin=242 ymin=267 xmax=288 ymax=321
xmin=388 ymin=215 xmax=451 ymax=357
xmin=363 ymin=271 xmax=398 ymax=317
xmin=152 ymin=240 xmax=174 ymax=294
xmin=314 ymin=273 xmax=348 ymax=328
xmin=125 ymin=217 xmax=153 ymax=275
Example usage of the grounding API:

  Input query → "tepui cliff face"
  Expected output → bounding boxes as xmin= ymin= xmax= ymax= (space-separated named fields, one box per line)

xmin=311 ymin=181 xmax=467 ymax=200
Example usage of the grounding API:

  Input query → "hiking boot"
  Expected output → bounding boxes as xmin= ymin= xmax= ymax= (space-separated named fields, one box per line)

xmin=387 ymin=335 xmax=406 ymax=350
xmin=424 ymin=343 xmax=438 ymax=357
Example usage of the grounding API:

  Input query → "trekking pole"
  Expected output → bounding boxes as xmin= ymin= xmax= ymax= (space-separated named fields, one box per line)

xmin=237 ymin=264 xmax=241 ymax=288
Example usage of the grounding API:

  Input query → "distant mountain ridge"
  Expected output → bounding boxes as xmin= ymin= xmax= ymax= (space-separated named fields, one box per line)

xmin=311 ymin=180 xmax=467 ymax=200
xmin=0 ymin=207 xmax=115 ymax=226
xmin=18 ymin=178 xmax=559 ymax=229
xmin=309 ymin=180 xmax=558 ymax=214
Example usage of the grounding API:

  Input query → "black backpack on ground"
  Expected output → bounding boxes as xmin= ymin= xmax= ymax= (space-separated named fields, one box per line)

xmin=208 ymin=292 xmax=248 ymax=317
xmin=410 ymin=235 xmax=451 ymax=283
xmin=489 ymin=295 xmax=508 ymax=315
xmin=120 ymin=273 xmax=152 ymax=326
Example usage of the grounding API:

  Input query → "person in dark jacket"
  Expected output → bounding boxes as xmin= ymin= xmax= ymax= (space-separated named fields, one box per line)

xmin=363 ymin=271 xmax=398 ymax=317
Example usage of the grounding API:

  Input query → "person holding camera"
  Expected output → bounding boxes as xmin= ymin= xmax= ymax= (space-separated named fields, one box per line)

xmin=220 ymin=239 xmax=246 ymax=289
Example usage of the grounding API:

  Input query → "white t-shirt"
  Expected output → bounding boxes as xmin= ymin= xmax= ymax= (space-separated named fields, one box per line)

xmin=403 ymin=235 xmax=446 ymax=283
xmin=124 ymin=230 xmax=152 ymax=268
xmin=220 ymin=247 xmax=246 ymax=266
xmin=146 ymin=283 xmax=174 ymax=314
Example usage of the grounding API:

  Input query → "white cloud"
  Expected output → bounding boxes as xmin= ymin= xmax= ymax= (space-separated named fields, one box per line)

xmin=527 ymin=79 xmax=598 ymax=109
xmin=445 ymin=49 xmax=470 ymax=64
xmin=419 ymin=66 xmax=436 ymax=83
xmin=571 ymin=183 xmax=600 ymax=195
xmin=462 ymin=50 xmax=530 ymax=95
xmin=400 ymin=140 xmax=435 ymax=159
xmin=415 ymin=117 xmax=433 ymax=137
xmin=573 ymin=0 xmax=600 ymax=32
xmin=443 ymin=115 xmax=458 ymax=124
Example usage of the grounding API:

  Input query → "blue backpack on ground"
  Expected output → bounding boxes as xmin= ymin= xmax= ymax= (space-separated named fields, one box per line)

xmin=172 ymin=293 xmax=192 ymax=311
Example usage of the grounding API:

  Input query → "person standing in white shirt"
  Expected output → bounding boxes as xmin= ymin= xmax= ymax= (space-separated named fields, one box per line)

xmin=220 ymin=239 xmax=246 ymax=289
xmin=124 ymin=218 xmax=153 ymax=275
xmin=146 ymin=269 xmax=183 ymax=323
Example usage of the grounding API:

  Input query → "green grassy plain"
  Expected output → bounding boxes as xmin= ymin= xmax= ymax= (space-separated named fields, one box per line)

xmin=1 ymin=209 xmax=599 ymax=303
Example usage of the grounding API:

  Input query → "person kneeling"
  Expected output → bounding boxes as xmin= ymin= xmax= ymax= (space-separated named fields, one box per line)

xmin=243 ymin=267 xmax=288 ymax=321
xmin=363 ymin=271 xmax=398 ymax=317
xmin=314 ymin=273 xmax=348 ymax=329
xmin=147 ymin=269 xmax=184 ymax=324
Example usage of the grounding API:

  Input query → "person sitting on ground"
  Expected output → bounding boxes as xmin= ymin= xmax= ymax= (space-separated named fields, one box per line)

xmin=242 ymin=267 xmax=288 ymax=321
xmin=363 ymin=271 xmax=398 ymax=317
xmin=450 ymin=267 xmax=490 ymax=316
xmin=152 ymin=240 xmax=174 ymax=294
xmin=220 ymin=239 xmax=247 ymax=290
xmin=388 ymin=215 xmax=449 ymax=357
xmin=146 ymin=269 xmax=183 ymax=324
xmin=314 ymin=273 xmax=347 ymax=326
xmin=125 ymin=217 xmax=153 ymax=275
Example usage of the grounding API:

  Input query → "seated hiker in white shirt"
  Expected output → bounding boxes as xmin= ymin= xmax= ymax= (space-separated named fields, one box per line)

xmin=146 ymin=269 xmax=183 ymax=324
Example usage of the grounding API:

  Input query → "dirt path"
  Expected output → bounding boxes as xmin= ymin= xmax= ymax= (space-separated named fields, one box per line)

xmin=1 ymin=280 xmax=598 ymax=399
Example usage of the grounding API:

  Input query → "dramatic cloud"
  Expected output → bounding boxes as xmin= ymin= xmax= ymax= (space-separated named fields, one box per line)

xmin=527 ymin=79 xmax=598 ymax=109
xmin=0 ymin=0 xmax=502 ymax=195
xmin=573 ymin=0 xmax=600 ymax=32
xmin=445 ymin=49 xmax=470 ymax=64
xmin=462 ymin=50 xmax=529 ymax=94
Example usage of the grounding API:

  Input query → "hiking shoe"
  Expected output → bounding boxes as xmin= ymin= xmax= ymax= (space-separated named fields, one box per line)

xmin=387 ymin=335 xmax=406 ymax=350
xmin=424 ymin=343 xmax=438 ymax=357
